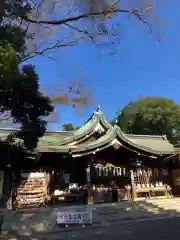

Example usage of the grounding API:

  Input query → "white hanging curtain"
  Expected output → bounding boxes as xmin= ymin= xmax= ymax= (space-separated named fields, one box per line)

xmin=99 ymin=167 xmax=102 ymax=176
xmin=105 ymin=168 xmax=108 ymax=176
xmin=94 ymin=164 xmax=126 ymax=178
xmin=118 ymin=167 xmax=121 ymax=176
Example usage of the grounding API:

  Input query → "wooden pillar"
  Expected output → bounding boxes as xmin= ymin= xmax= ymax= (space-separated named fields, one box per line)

xmin=130 ymin=170 xmax=137 ymax=201
xmin=3 ymin=169 xmax=12 ymax=209
xmin=86 ymin=164 xmax=93 ymax=204
xmin=44 ymin=170 xmax=49 ymax=205
xmin=51 ymin=170 xmax=55 ymax=204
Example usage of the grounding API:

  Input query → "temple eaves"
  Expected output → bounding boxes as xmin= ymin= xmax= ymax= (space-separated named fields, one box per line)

xmin=0 ymin=107 xmax=176 ymax=157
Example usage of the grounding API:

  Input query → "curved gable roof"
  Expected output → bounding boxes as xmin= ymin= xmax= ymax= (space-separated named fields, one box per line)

xmin=39 ymin=107 xmax=111 ymax=146
xmin=0 ymin=107 xmax=176 ymax=156
xmin=37 ymin=125 xmax=175 ymax=156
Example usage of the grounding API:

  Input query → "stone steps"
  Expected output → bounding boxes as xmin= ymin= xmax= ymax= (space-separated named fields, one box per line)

xmin=140 ymin=199 xmax=180 ymax=212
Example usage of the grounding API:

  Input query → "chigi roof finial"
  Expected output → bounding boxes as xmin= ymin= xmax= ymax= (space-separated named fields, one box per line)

xmin=97 ymin=105 xmax=100 ymax=111
xmin=115 ymin=111 xmax=121 ymax=124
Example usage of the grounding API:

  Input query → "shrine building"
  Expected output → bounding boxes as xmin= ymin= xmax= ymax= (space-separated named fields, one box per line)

xmin=1 ymin=106 xmax=180 ymax=208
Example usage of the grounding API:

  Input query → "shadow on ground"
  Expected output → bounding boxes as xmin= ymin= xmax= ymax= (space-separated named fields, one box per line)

xmin=1 ymin=198 xmax=180 ymax=239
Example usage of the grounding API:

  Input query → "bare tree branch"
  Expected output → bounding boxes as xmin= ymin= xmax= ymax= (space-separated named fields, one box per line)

xmin=8 ymin=1 xmax=154 ymax=61
xmin=21 ymin=38 xmax=84 ymax=62
xmin=21 ymin=9 xmax=147 ymax=26
xmin=64 ymin=23 xmax=99 ymax=45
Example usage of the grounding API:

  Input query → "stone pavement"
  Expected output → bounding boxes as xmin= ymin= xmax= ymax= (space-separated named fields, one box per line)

xmin=2 ymin=198 xmax=180 ymax=238
xmin=2 ymin=216 xmax=180 ymax=240
xmin=38 ymin=216 xmax=180 ymax=240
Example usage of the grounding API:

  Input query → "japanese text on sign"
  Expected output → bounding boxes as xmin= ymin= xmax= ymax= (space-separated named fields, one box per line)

xmin=56 ymin=211 xmax=92 ymax=224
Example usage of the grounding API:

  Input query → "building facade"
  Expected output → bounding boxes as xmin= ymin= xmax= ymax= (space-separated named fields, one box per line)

xmin=0 ymin=107 xmax=179 ymax=208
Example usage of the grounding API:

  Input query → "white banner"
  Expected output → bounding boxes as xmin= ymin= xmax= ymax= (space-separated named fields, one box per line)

xmin=57 ymin=211 xmax=92 ymax=224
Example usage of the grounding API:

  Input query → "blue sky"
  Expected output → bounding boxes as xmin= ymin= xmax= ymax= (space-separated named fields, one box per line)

xmin=28 ymin=1 xmax=179 ymax=130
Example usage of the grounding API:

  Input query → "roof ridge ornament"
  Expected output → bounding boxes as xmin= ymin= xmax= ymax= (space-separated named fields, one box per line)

xmin=94 ymin=105 xmax=101 ymax=115
xmin=97 ymin=105 xmax=101 ymax=112
xmin=115 ymin=111 xmax=121 ymax=125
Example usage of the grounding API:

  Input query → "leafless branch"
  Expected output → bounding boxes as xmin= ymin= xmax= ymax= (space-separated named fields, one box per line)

xmin=22 ymin=9 xmax=147 ymax=26
xmin=64 ymin=23 xmax=98 ymax=45
xmin=21 ymin=38 xmax=83 ymax=62
xmin=11 ymin=0 xmax=153 ymax=62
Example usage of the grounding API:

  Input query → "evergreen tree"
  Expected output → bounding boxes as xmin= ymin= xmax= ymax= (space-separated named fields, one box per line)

xmin=0 ymin=1 xmax=53 ymax=150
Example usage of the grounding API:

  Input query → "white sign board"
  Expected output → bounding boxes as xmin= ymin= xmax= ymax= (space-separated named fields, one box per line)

xmin=57 ymin=211 xmax=92 ymax=225
xmin=29 ymin=172 xmax=45 ymax=178
xmin=21 ymin=172 xmax=45 ymax=179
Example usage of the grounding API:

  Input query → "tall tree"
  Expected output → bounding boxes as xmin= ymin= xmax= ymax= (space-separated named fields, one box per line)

xmin=62 ymin=123 xmax=75 ymax=131
xmin=116 ymin=97 xmax=180 ymax=144
xmin=0 ymin=2 xmax=53 ymax=150
xmin=0 ymin=0 xmax=93 ymax=148
xmin=0 ymin=43 xmax=53 ymax=149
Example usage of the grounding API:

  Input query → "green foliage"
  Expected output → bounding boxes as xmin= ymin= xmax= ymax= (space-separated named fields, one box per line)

xmin=0 ymin=43 xmax=18 ymax=77
xmin=0 ymin=43 xmax=53 ymax=149
xmin=109 ymin=120 xmax=116 ymax=126
xmin=62 ymin=123 xmax=75 ymax=131
xmin=0 ymin=0 xmax=30 ymax=57
xmin=0 ymin=1 xmax=53 ymax=151
xmin=116 ymin=97 xmax=180 ymax=144
xmin=0 ymin=27 xmax=26 ymax=55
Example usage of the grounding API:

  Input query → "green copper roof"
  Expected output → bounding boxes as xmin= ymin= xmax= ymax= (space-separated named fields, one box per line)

xmin=0 ymin=128 xmax=17 ymax=139
xmin=39 ymin=107 xmax=111 ymax=146
xmin=119 ymin=129 xmax=175 ymax=155
xmin=0 ymin=107 xmax=176 ymax=156
xmin=0 ymin=107 xmax=110 ymax=146
xmin=124 ymin=134 xmax=174 ymax=153
xmin=36 ymin=127 xmax=115 ymax=154
xmin=37 ymin=125 xmax=175 ymax=156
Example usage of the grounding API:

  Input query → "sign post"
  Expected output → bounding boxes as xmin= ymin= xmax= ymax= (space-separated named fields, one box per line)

xmin=56 ymin=211 xmax=92 ymax=228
